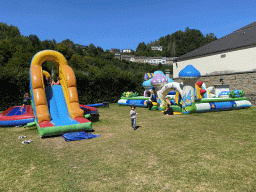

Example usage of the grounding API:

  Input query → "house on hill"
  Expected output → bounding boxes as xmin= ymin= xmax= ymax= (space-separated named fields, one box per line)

xmin=75 ymin=44 xmax=87 ymax=49
xmin=173 ymin=21 xmax=256 ymax=106
xmin=151 ymin=46 xmax=163 ymax=51
xmin=122 ymin=49 xmax=132 ymax=53
xmin=110 ymin=48 xmax=120 ymax=53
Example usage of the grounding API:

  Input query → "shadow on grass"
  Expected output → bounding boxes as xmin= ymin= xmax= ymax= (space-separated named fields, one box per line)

xmin=134 ymin=125 xmax=141 ymax=130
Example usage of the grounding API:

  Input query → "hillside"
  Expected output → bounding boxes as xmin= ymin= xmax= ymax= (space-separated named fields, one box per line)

xmin=129 ymin=27 xmax=217 ymax=57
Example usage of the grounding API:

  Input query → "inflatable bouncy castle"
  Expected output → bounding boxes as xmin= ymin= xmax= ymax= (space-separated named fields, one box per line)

xmin=29 ymin=50 xmax=93 ymax=137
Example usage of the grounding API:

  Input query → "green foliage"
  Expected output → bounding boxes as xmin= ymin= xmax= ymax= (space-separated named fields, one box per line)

xmin=61 ymin=39 xmax=76 ymax=53
xmin=239 ymin=90 xmax=245 ymax=97
xmin=228 ymin=90 xmax=236 ymax=98
xmin=135 ymin=27 xmax=217 ymax=57
xmin=55 ymin=43 xmax=73 ymax=60
xmin=136 ymin=42 xmax=147 ymax=52
xmin=0 ymin=22 xmax=21 ymax=40
xmin=41 ymin=39 xmax=56 ymax=50
xmin=0 ymin=39 xmax=16 ymax=65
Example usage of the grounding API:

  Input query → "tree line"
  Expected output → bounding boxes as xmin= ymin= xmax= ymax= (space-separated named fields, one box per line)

xmin=0 ymin=22 xmax=171 ymax=110
xmin=123 ymin=27 xmax=217 ymax=57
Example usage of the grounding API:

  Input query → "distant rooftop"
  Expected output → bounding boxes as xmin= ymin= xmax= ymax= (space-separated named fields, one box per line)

xmin=75 ymin=44 xmax=87 ymax=48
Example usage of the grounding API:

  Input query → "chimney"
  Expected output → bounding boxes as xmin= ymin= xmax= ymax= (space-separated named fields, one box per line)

xmin=165 ymin=69 xmax=171 ymax=78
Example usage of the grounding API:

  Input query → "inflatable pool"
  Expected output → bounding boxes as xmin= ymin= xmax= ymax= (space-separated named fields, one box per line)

xmin=194 ymin=97 xmax=251 ymax=112
xmin=118 ymin=96 xmax=150 ymax=107
xmin=0 ymin=105 xmax=34 ymax=127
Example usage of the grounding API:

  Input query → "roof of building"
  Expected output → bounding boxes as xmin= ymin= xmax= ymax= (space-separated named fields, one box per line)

xmin=176 ymin=21 xmax=256 ymax=61
xmin=75 ymin=44 xmax=87 ymax=48
xmin=150 ymin=57 xmax=163 ymax=59
xmin=121 ymin=55 xmax=134 ymax=58
xmin=166 ymin=57 xmax=178 ymax=61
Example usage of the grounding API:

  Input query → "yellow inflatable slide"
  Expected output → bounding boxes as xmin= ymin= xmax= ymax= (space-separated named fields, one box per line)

xmin=29 ymin=50 xmax=92 ymax=137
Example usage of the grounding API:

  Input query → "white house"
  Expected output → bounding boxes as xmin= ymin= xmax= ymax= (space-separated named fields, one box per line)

xmin=173 ymin=21 xmax=256 ymax=105
xmin=144 ymin=57 xmax=151 ymax=64
xmin=122 ymin=49 xmax=132 ymax=53
xmin=151 ymin=46 xmax=163 ymax=51
xmin=110 ymin=48 xmax=120 ymax=53
xmin=149 ymin=57 xmax=166 ymax=65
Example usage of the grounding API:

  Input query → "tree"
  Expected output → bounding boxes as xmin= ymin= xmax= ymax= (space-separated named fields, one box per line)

xmin=41 ymin=39 xmax=56 ymax=50
xmin=28 ymin=34 xmax=41 ymax=47
xmin=96 ymin=46 xmax=104 ymax=55
xmin=0 ymin=23 xmax=21 ymax=40
xmin=55 ymin=43 xmax=73 ymax=60
xmin=69 ymin=54 xmax=88 ymax=70
xmin=61 ymin=39 xmax=76 ymax=53
xmin=52 ymin=39 xmax=57 ymax=44
xmin=75 ymin=46 xmax=84 ymax=56
xmin=171 ymin=39 xmax=176 ymax=57
xmin=202 ymin=33 xmax=217 ymax=45
xmin=181 ymin=28 xmax=204 ymax=54
xmin=88 ymin=43 xmax=97 ymax=56
xmin=136 ymin=42 xmax=147 ymax=52
xmin=0 ymin=39 xmax=16 ymax=65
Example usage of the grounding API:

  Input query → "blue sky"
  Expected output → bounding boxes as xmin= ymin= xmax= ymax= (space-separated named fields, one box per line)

xmin=1 ymin=0 xmax=255 ymax=51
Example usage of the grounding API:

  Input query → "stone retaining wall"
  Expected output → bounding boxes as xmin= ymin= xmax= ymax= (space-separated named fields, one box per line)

xmin=173 ymin=72 xmax=256 ymax=106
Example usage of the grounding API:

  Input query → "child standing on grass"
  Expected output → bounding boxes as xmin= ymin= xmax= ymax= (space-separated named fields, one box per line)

xmin=130 ymin=105 xmax=138 ymax=130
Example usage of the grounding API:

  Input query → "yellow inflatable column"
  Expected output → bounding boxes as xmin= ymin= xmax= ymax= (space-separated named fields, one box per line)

xmin=59 ymin=65 xmax=84 ymax=118
xmin=31 ymin=65 xmax=51 ymax=123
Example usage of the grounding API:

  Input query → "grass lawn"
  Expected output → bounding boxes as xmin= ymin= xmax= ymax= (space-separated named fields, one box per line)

xmin=1 ymin=104 xmax=256 ymax=192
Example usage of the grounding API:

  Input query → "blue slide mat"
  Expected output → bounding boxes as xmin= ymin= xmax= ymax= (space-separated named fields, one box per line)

xmin=63 ymin=132 xmax=100 ymax=141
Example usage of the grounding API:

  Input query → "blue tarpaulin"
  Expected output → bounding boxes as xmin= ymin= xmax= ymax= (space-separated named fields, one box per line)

xmin=62 ymin=132 xmax=100 ymax=142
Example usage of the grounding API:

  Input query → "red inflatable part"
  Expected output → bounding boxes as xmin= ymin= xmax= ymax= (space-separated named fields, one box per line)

xmin=39 ymin=121 xmax=55 ymax=128
xmin=196 ymin=81 xmax=203 ymax=88
xmin=200 ymin=89 xmax=207 ymax=95
xmin=0 ymin=105 xmax=34 ymax=121
xmin=79 ymin=104 xmax=98 ymax=112
xmin=74 ymin=117 xmax=91 ymax=124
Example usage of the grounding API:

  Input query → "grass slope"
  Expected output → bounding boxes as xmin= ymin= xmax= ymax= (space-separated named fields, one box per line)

xmin=1 ymin=104 xmax=256 ymax=191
